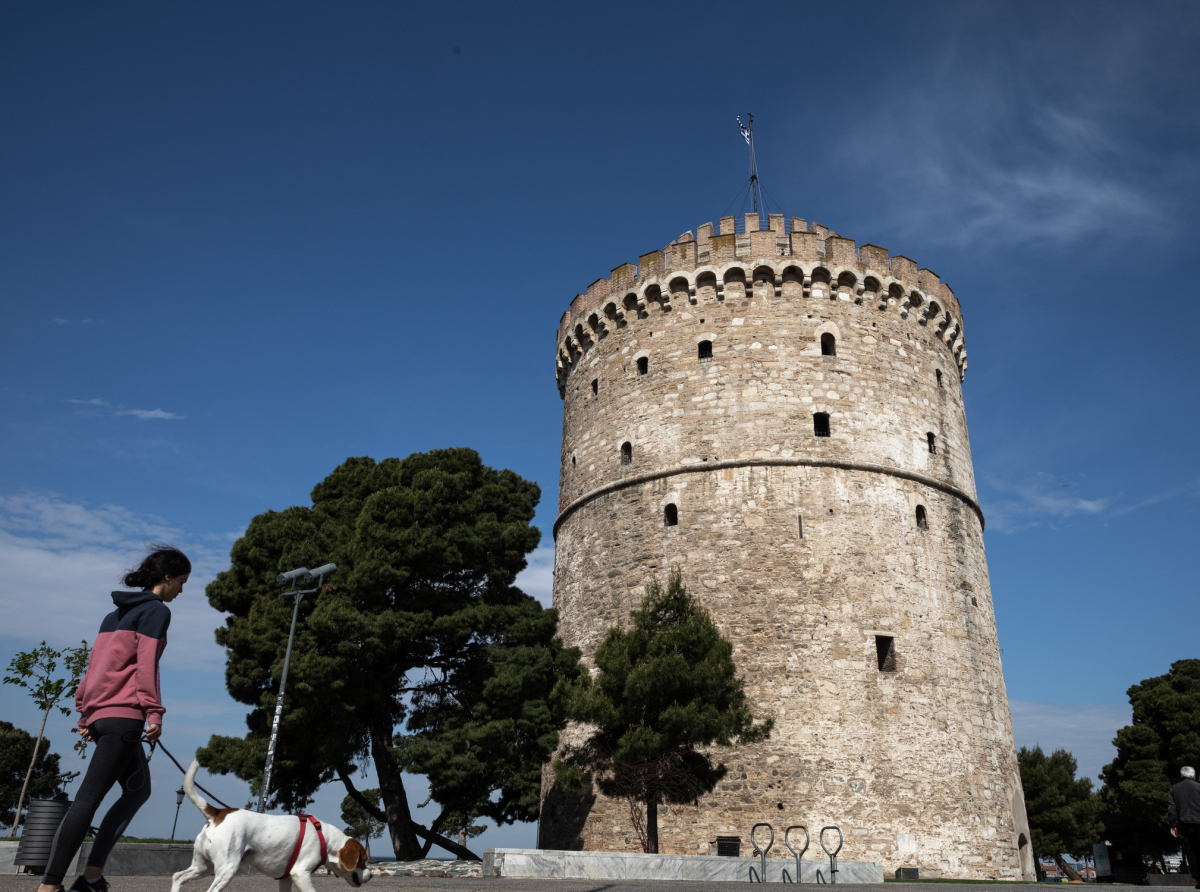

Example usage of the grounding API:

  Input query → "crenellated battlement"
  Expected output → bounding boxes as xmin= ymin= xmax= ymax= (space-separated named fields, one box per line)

xmin=555 ymin=215 xmax=968 ymax=396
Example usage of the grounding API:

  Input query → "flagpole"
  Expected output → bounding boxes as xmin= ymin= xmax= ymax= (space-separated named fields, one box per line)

xmin=747 ymin=114 xmax=759 ymax=217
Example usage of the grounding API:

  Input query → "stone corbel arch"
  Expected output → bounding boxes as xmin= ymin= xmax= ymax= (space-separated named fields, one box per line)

xmin=813 ymin=320 xmax=843 ymax=356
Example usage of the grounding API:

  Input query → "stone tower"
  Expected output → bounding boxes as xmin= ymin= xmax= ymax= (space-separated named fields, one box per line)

xmin=543 ymin=213 xmax=1035 ymax=881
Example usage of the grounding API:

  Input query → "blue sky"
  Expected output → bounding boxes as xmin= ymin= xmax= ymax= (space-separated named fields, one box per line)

xmin=1 ymin=0 xmax=1198 ymax=856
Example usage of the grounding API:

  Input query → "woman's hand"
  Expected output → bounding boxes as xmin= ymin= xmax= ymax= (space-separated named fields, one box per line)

xmin=78 ymin=726 xmax=94 ymax=743
xmin=145 ymin=723 xmax=162 ymax=743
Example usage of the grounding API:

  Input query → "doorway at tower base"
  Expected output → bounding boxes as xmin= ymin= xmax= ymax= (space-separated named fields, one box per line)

xmin=482 ymin=848 xmax=885 ymax=883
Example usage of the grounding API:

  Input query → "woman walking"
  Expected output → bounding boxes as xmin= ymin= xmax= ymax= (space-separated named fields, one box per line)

xmin=37 ymin=546 xmax=190 ymax=892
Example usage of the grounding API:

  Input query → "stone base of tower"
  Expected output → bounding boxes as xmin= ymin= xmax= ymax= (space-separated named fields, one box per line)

xmin=545 ymin=464 xmax=1035 ymax=881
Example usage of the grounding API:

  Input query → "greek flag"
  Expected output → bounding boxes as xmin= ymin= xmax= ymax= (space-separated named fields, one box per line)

xmin=737 ymin=115 xmax=751 ymax=145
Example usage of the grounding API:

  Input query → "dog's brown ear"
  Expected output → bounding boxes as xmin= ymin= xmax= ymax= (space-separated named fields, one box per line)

xmin=339 ymin=838 xmax=367 ymax=871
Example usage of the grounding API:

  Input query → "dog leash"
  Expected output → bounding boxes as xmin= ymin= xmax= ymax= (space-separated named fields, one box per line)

xmin=148 ymin=738 xmax=235 ymax=809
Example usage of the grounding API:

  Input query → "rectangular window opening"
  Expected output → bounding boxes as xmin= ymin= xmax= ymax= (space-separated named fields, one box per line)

xmin=716 ymin=837 xmax=741 ymax=857
xmin=814 ymin=413 xmax=831 ymax=437
xmin=875 ymin=635 xmax=896 ymax=672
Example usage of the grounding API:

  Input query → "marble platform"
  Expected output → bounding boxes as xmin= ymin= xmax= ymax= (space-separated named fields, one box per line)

xmin=483 ymin=848 xmax=884 ymax=883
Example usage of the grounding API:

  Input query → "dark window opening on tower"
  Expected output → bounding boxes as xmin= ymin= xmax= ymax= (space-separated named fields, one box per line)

xmin=875 ymin=635 xmax=896 ymax=672
xmin=814 ymin=413 xmax=831 ymax=437
xmin=591 ymin=378 xmax=598 ymax=395
xmin=797 ymin=516 xmax=803 ymax=538
xmin=916 ymin=505 xmax=928 ymax=530
xmin=621 ymin=442 xmax=632 ymax=464
xmin=927 ymin=432 xmax=937 ymax=454
xmin=571 ymin=455 xmax=576 ymax=467
xmin=698 ymin=340 xmax=713 ymax=360
xmin=637 ymin=357 xmax=648 ymax=376
xmin=821 ymin=333 xmax=836 ymax=356
xmin=664 ymin=503 xmax=678 ymax=527
xmin=936 ymin=369 xmax=944 ymax=388
xmin=716 ymin=837 xmax=740 ymax=858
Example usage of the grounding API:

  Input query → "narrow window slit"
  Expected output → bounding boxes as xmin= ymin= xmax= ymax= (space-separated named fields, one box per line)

xmin=621 ymin=442 xmax=632 ymax=464
xmin=916 ymin=505 xmax=927 ymax=530
xmin=813 ymin=413 xmax=831 ymax=437
xmin=875 ymin=635 xmax=896 ymax=672
xmin=664 ymin=503 xmax=678 ymax=527
xmin=591 ymin=378 xmax=598 ymax=395
xmin=821 ymin=333 xmax=836 ymax=356
xmin=927 ymin=432 xmax=937 ymax=454
xmin=637 ymin=357 xmax=648 ymax=376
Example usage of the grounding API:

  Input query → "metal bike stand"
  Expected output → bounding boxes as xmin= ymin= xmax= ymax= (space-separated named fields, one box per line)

xmin=782 ymin=825 xmax=810 ymax=883
xmin=820 ymin=826 xmax=843 ymax=884
xmin=749 ymin=822 xmax=774 ymax=883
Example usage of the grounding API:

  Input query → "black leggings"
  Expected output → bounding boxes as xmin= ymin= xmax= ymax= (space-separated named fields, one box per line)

xmin=42 ymin=718 xmax=151 ymax=886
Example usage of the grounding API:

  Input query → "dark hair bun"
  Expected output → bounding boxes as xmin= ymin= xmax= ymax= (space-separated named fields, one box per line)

xmin=123 ymin=545 xmax=192 ymax=589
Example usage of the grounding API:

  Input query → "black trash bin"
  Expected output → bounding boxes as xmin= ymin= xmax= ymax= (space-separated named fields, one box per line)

xmin=15 ymin=798 xmax=72 ymax=872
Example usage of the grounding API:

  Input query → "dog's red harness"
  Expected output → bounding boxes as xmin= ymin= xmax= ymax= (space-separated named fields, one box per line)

xmin=275 ymin=814 xmax=328 ymax=880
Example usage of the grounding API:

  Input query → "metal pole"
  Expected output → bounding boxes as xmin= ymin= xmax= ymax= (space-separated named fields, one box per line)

xmin=171 ymin=789 xmax=184 ymax=841
xmin=258 ymin=584 xmax=304 ymax=813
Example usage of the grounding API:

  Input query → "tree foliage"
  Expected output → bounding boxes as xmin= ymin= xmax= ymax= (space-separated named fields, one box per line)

xmin=198 ymin=449 xmax=582 ymax=861
xmin=1018 ymin=745 xmax=1100 ymax=877
xmin=553 ymin=569 xmax=772 ymax=853
xmin=0 ymin=722 xmax=70 ymax=830
xmin=3 ymin=640 xmax=88 ymax=837
xmin=340 ymin=788 xmax=384 ymax=858
xmin=1099 ymin=659 xmax=1200 ymax=863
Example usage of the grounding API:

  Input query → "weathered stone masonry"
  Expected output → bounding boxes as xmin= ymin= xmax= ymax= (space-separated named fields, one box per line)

xmin=543 ymin=213 xmax=1035 ymax=881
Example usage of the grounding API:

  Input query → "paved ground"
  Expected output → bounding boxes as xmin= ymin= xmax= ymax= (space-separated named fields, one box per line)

xmin=0 ymin=876 xmax=1142 ymax=892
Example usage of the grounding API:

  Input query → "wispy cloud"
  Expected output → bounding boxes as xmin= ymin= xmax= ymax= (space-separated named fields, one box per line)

xmin=984 ymin=472 xmax=1109 ymax=532
xmin=983 ymin=472 xmax=1200 ymax=532
xmin=515 ymin=545 xmax=553 ymax=607
xmin=115 ymin=407 xmax=184 ymax=420
xmin=0 ymin=491 xmax=231 ymax=668
xmin=51 ymin=318 xmax=94 ymax=324
xmin=68 ymin=398 xmax=184 ymax=420
xmin=1009 ymin=699 xmax=1129 ymax=784
xmin=843 ymin=7 xmax=1191 ymax=248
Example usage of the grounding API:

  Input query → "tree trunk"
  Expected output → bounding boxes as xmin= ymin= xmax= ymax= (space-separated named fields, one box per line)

xmin=368 ymin=718 xmax=423 ymax=861
xmin=8 ymin=705 xmax=50 ymax=839
xmin=1052 ymin=853 xmax=1084 ymax=882
xmin=645 ymin=799 xmax=658 ymax=855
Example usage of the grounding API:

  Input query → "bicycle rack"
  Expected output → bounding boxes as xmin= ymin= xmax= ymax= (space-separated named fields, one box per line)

xmin=781 ymin=825 xmax=809 ymax=883
xmin=748 ymin=822 xmax=774 ymax=883
xmin=819 ymin=826 xmax=843 ymax=884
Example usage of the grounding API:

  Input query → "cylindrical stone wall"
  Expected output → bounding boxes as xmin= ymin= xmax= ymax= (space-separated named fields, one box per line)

xmin=542 ymin=216 xmax=1035 ymax=881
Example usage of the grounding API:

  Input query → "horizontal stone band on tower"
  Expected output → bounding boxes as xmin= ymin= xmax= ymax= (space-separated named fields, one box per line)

xmin=552 ymin=456 xmax=985 ymax=539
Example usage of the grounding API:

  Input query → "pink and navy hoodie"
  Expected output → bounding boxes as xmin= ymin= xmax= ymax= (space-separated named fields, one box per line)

xmin=75 ymin=590 xmax=170 ymax=729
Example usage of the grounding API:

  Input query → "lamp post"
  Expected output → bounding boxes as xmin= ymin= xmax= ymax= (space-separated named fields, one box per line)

xmin=170 ymin=787 xmax=185 ymax=843
xmin=257 ymin=562 xmax=336 ymax=813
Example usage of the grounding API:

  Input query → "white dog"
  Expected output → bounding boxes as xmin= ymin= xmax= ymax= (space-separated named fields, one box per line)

xmin=171 ymin=760 xmax=372 ymax=892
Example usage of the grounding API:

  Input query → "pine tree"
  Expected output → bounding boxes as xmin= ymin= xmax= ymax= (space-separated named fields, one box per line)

xmin=200 ymin=449 xmax=582 ymax=861
xmin=553 ymin=569 xmax=772 ymax=853
xmin=1099 ymin=659 xmax=1200 ymax=867
xmin=1017 ymin=745 xmax=1100 ymax=879
xmin=0 ymin=722 xmax=71 ymax=832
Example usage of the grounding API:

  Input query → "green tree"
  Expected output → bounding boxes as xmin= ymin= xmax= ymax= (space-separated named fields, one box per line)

xmin=199 ymin=449 xmax=582 ymax=862
xmin=340 ymin=788 xmax=384 ymax=861
xmin=1099 ymin=659 xmax=1200 ymax=867
xmin=0 ymin=721 xmax=73 ymax=831
xmin=3 ymin=640 xmax=89 ymax=837
xmin=1018 ymin=745 xmax=1100 ymax=880
xmin=553 ymin=569 xmax=772 ymax=853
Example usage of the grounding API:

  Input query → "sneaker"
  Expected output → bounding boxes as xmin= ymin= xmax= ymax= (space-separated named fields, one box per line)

xmin=69 ymin=877 xmax=108 ymax=892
